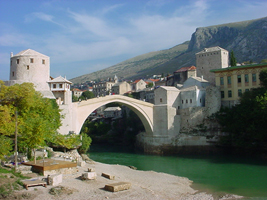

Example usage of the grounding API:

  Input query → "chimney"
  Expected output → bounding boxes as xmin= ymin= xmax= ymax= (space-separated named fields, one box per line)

xmin=10 ymin=52 xmax=13 ymax=57
xmin=201 ymin=75 xmax=203 ymax=81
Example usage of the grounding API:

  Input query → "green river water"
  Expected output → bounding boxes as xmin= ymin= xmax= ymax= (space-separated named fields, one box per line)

xmin=88 ymin=145 xmax=267 ymax=199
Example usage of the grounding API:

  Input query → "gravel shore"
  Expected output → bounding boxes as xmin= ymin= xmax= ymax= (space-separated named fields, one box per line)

xmin=14 ymin=159 xmax=243 ymax=200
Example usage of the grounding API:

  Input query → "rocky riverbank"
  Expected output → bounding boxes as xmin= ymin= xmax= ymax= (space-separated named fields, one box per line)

xmin=10 ymin=154 xmax=243 ymax=200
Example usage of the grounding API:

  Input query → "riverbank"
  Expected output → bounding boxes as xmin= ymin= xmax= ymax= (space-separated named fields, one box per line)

xmin=13 ymin=159 xmax=242 ymax=200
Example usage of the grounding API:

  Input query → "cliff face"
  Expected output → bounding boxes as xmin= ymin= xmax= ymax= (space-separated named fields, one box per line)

xmin=187 ymin=17 xmax=267 ymax=63
xmin=71 ymin=17 xmax=267 ymax=84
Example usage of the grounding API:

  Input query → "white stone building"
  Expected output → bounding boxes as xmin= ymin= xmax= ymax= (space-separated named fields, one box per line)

xmin=5 ymin=49 xmax=54 ymax=98
xmin=111 ymin=81 xmax=132 ymax=94
xmin=72 ymin=88 xmax=83 ymax=98
xmin=104 ymin=107 xmax=122 ymax=118
xmin=131 ymin=79 xmax=147 ymax=92
xmin=93 ymin=75 xmax=118 ymax=96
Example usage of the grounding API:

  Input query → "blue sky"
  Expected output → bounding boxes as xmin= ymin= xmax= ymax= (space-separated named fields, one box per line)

xmin=0 ymin=0 xmax=267 ymax=81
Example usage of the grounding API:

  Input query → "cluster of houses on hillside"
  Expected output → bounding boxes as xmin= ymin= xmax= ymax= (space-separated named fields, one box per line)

xmin=73 ymin=46 xmax=267 ymax=108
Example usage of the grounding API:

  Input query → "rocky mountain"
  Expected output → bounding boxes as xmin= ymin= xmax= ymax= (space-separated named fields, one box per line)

xmin=71 ymin=16 xmax=267 ymax=84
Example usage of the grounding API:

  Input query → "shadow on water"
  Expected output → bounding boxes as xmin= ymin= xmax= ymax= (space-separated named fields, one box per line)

xmin=88 ymin=144 xmax=267 ymax=198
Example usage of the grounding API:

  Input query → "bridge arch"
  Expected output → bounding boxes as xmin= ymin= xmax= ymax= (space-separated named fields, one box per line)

xmin=72 ymin=95 xmax=154 ymax=136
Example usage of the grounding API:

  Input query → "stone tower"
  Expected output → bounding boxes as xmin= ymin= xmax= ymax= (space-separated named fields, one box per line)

xmin=7 ymin=49 xmax=54 ymax=98
xmin=196 ymin=46 xmax=229 ymax=85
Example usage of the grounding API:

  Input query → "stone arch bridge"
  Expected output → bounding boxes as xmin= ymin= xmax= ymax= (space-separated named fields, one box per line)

xmin=72 ymin=95 xmax=154 ymax=136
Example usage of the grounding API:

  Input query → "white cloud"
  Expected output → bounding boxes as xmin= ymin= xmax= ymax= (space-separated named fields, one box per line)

xmin=101 ymin=4 xmax=124 ymax=15
xmin=25 ymin=12 xmax=64 ymax=27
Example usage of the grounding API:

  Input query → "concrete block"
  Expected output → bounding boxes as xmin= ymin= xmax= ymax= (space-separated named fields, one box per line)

xmin=104 ymin=182 xmax=131 ymax=192
xmin=77 ymin=161 xmax=86 ymax=167
xmin=81 ymin=172 xmax=97 ymax=180
xmin=101 ymin=173 xmax=115 ymax=180
xmin=47 ymin=174 xmax=63 ymax=186
xmin=88 ymin=168 xmax=95 ymax=172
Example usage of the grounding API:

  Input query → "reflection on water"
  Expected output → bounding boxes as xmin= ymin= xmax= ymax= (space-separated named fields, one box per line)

xmin=88 ymin=145 xmax=267 ymax=198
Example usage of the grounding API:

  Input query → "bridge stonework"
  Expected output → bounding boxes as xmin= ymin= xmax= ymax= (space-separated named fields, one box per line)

xmin=71 ymin=95 xmax=154 ymax=136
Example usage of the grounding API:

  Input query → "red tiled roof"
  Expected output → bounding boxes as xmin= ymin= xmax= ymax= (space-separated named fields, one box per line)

xmin=133 ymin=79 xmax=141 ymax=84
xmin=72 ymin=88 xmax=82 ymax=91
xmin=149 ymin=78 xmax=160 ymax=82
xmin=175 ymin=66 xmax=196 ymax=73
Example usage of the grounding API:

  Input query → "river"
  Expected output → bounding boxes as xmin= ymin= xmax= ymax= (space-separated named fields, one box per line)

xmin=88 ymin=145 xmax=267 ymax=199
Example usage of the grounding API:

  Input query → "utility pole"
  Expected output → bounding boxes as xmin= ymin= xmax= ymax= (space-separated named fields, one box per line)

xmin=14 ymin=109 xmax=18 ymax=172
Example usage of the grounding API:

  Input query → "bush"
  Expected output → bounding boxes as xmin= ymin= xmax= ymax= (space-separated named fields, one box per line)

xmin=78 ymin=133 xmax=92 ymax=154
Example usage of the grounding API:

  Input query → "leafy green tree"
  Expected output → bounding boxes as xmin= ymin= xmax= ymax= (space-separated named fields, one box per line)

xmin=146 ymin=82 xmax=154 ymax=88
xmin=260 ymin=59 xmax=267 ymax=63
xmin=81 ymin=91 xmax=94 ymax=100
xmin=72 ymin=94 xmax=78 ymax=102
xmin=259 ymin=68 xmax=267 ymax=88
xmin=230 ymin=50 xmax=237 ymax=66
xmin=78 ymin=132 xmax=92 ymax=154
xmin=51 ymin=133 xmax=81 ymax=153
xmin=0 ymin=81 xmax=61 ymax=162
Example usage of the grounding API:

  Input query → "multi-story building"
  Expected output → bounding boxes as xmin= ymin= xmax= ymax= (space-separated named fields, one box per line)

xmin=196 ymin=46 xmax=229 ymax=85
xmin=131 ymin=79 xmax=147 ymax=92
xmin=48 ymin=76 xmax=72 ymax=105
xmin=210 ymin=63 xmax=267 ymax=107
xmin=92 ymin=75 xmax=118 ymax=96
xmin=173 ymin=66 xmax=197 ymax=86
xmin=111 ymin=81 xmax=132 ymax=95
xmin=72 ymin=88 xmax=83 ymax=98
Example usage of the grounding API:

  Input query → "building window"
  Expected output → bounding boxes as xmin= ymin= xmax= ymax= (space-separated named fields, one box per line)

xmin=186 ymin=99 xmax=188 ymax=103
xmin=27 ymin=65 xmax=29 ymax=70
xmin=11 ymin=60 xmax=12 ymax=65
xmin=160 ymin=98 xmax=162 ymax=103
xmin=227 ymin=76 xmax=231 ymax=85
xmin=16 ymin=59 xmax=19 ymax=64
xmin=221 ymin=91 xmax=225 ymax=98
xmin=42 ymin=59 xmax=45 ymax=64
xmin=30 ymin=58 xmax=34 ymax=63
xmin=245 ymin=89 xmax=249 ymax=92
xmin=220 ymin=77 xmax=224 ymax=85
xmin=12 ymin=71 xmax=14 ymax=76
xmin=245 ymin=74 xmax=249 ymax=83
xmin=53 ymin=84 xmax=56 ymax=88
xmin=59 ymin=84 xmax=63 ymax=88
xmin=182 ymin=100 xmax=184 ymax=104
xmin=252 ymin=74 xmax=256 ymax=82
xmin=190 ymin=99 xmax=192 ymax=103
xmin=237 ymin=75 xmax=241 ymax=83
xmin=228 ymin=90 xmax=232 ymax=98
xmin=200 ymin=98 xmax=202 ymax=103
xmin=238 ymin=89 xmax=242 ymax=97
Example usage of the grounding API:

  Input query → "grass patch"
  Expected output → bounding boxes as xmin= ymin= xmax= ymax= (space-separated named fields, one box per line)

xmin=0 ymin=166 xmax=30 ymax=199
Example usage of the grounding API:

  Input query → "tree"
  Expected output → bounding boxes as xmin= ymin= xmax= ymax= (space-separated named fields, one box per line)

xmin=78 ymin=132 xmax=92 ymax=154
xmin=259 ymin=68 xmax=267 ymax=88
xmin=72 ymin=94 xmax=78 ymax=102
xmin=230 ymin=50 xmax=237 ymax=67
xmin=80 ymin=91 xmax=94 ymax=100
xmin=50 ymin=133 xmax=81 ymax=153
xmin=0 ymin=81 xmax=61 ymax=162
xmin=146 ymin=82 xmax=154 ymax=88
